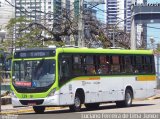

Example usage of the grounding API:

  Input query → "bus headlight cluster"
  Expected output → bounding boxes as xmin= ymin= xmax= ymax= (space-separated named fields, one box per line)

xmin=11 ymin=91 xmax=17 ymax=98
xmin=48 ymin=88 xmax=56 ymax=97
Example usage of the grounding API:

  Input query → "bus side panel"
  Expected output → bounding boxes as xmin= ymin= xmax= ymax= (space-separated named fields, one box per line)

xmin=42 ymin=91 xmax=60 ymax=106
xmin=123 ymin=76 xmax=147 ymax=99
xmin=58 ymin=76 xmax=156 ymax=105
xmin=59 ymin=79 xmax=101 ymax=105
xmin=123 ymin=76 xmax=156 ymax=99
xmin=146 ymin=81 xmax=156 ymax=97
xmin=99 ymin=77 xmax=124 ymax=102
xmin=59 ymin=83 xmax=75 ymax=105
xmin=81 ymin=80 xmax=100 ymax=103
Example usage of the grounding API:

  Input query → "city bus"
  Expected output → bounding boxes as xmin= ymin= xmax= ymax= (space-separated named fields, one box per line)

xmin=11 ymin=47 xmax=156 ymax=113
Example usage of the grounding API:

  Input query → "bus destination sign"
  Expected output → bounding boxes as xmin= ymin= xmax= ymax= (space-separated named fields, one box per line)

xmin=14 ymin=50 xmax=55 ymax=58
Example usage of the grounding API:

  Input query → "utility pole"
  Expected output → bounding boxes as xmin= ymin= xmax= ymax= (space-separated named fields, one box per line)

xmin=78 ymin=0 xmax=84 ymax=47
xmin=130 ymin=0 xmax=136 ymax=49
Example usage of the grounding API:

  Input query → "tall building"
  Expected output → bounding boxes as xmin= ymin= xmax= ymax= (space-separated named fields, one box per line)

xmin=106 ymin=0 xmax=118 ymax=27
xmin=123 ymin=0 xmax=132 ymax=33
xmin=0 ymin=0 xmax=14 ymax=51
xmin=135 ymin=0 xmax=147 ymax=48
xmin=106 ymin=0 xmax=132 ymax=35
xmin=15 ymin=0 xmax=64 ymax=30
xmin=0 ymin=0 xmax=14 ymax=29
xmin=14 ymin=0 xmax=77 ymax=40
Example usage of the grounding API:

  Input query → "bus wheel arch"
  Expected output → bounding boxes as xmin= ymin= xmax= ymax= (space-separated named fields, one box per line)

xmin=75 ymin=88 xmax=85 ymax=103
xmin=69 ymin=88 xmax=85 ymax=112
xmin=125 ymin=86 xmax=134 ymax=99
xmin=116 ymin=86 xmax=133 ymax=108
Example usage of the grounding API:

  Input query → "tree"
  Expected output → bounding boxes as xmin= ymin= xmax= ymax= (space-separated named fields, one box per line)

xmin=5 ymin=0 xmax=131 ymax=49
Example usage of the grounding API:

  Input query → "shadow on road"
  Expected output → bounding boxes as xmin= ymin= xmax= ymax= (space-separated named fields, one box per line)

xmin=19 ymin=103 xmax=154 ymax=115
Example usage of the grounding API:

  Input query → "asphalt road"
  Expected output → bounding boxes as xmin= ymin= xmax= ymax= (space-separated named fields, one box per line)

xmin=1 ymin=99 xmax=160 ymax=119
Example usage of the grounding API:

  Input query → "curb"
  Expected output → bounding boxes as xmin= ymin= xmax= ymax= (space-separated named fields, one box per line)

xmin=147 ymin=95 xmax=160 ymax=100
xmin=0 ymin=107 xmax=63 ymax=115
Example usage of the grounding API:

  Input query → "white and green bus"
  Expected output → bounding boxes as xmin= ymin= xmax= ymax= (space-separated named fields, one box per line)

xmin=11 ymin=47 xmax=156 ymax=113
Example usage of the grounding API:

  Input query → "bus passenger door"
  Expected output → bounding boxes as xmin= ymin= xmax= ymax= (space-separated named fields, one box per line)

xmin=59 ymin=55 xmax=73 ymax=105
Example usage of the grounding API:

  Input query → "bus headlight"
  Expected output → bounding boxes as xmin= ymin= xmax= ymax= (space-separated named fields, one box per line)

xmin=11 ymin=91 xmax=17 ymax=98
xmin=48 ymin=88 xmax=56 ymax=97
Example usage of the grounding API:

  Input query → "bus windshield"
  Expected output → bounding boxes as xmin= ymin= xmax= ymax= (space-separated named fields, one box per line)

xmin=12 ymin=59 xmax=55 ymax=89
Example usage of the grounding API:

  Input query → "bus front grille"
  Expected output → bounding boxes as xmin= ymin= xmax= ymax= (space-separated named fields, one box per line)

xmin=19 ymin=99 xmax=44 ymax=105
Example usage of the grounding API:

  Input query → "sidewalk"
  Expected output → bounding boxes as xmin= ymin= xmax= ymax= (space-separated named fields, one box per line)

xmin=147 ymin=89 xmax=160 ymax=100
xmin=1 ymin=104 xmax=62 ymax=114
xmin=1 ymin=105 xmax=33 ymax=114
xmin=1 ymin=104 xmax=32 ymax=111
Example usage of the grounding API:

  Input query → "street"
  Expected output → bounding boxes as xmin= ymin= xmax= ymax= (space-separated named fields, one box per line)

xmin=1 ymin=99 xmax=160 ymax=119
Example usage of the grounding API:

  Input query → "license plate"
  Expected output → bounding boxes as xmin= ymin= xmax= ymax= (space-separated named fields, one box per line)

xmin=28 ymin=102 xmax=36 ymax=106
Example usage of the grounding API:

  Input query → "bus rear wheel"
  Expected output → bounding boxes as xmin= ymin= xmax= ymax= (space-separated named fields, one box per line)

xmin=69 ymin=94 xmax=82 ymax=112
xmin=85 ymin=103 xmax=100 ymax=110
xmin=116 ymin=89 xmax=133 ymax=108
xmin=33 ymin=106 xmax=45 ymax=114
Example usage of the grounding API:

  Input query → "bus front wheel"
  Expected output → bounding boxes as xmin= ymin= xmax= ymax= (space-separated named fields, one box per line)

xmin=33 ymin=106 xmax=45 ymax=114
xmin=116 ymin=89 xmax=133 ymax=108
xmin=69 ymin=94 xmax=82 ymax=112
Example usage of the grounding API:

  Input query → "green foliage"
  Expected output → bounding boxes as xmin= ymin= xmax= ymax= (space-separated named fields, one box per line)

xmin=5 ymin=16 xmax=63 ymax=49
xmin=0 ymin=39 xmax=13 ymax=51
xmin=44 ymin=41 xmax=65 ymax=47
xmin=97 ymin=33 xmax=111 ymax=48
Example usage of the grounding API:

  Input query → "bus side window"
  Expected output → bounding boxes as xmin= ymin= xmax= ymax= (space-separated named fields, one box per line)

xmin=85 ymin=56 xmax=96 ymax=75
xmin=124 ymin=56 xmax=132 ymax=73
xmin=97 ymin=55 xmax=110 ymax=74
xmin=134 ymin=56 xmax=143 ymax=73
xmin=59 ymin=55 xmax=71 ymax=85
xmin=59 ymin=58 xmax=70 ymax=84
xmin=111 ymin=55 xmax=120 ymax=73
xmin=72 ymin=55 xmax=84 ymax=75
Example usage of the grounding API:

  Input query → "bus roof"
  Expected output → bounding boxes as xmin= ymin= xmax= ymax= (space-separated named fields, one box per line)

xmin=13 ymin=47 xmax=153 ymax=58
xmin=57 ymin=48 xmax=153 ymax=55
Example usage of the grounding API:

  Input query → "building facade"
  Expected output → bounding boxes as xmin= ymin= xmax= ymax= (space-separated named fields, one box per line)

xmin=0 ymin=0 xmax=14 ymax=51
xmin=106 ymin=0 xmax=132 ymax=35
xmin=15 ymin=0 xmax=66 ymax=30
xmin=0 ymin=0 xmax=14 ymax=29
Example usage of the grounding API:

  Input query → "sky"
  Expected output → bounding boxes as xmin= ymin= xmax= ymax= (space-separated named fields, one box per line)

xmin=95 ymin=0 xmax=160 ymax=48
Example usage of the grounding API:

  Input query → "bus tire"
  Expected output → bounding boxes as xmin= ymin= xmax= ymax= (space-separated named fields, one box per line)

xmin=116 ymin=89 xmax=133 ymax=108
xmin=85 ymin=103 xmax=100 ymax=110
xmin=33 ymin=106 xmax=45 ymax=114
xmin=69 ymin=93 xmax=82 ymax=112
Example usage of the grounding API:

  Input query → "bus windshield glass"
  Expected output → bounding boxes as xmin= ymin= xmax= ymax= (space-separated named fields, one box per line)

xmin=12 ymin=59 xmax=55 ymax=88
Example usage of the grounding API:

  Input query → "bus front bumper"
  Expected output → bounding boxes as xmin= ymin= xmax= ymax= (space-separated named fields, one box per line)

xmin=11 ymin=95 xmax=60 ymax=107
